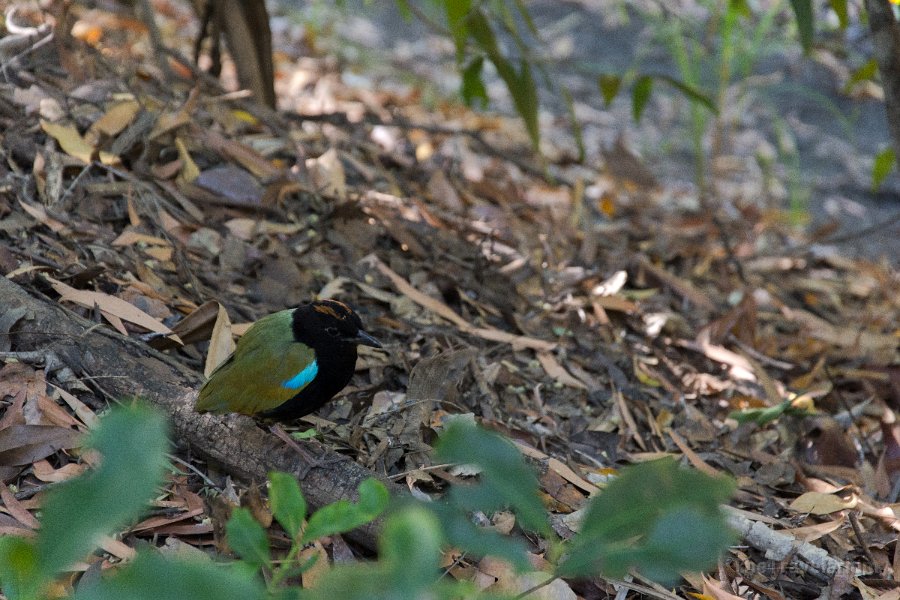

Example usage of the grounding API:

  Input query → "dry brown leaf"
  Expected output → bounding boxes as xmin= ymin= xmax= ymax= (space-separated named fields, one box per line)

xmin=636 ymin=255 xmax=716 ymax=310
xmin=175 ymin=137 xmax=200 ymax=182
xmin=0 ymin=485 xmax=39 ymax=529
xmin=86 ymin=100 xmax=140 ymax=142
xmin=789 ymin=491 xmax=858 ymax=515
xmin=306 ymin=148 xmax=346 ymax=199
xmin=701 ymin=574 xmax=747 ymax=600
xmin=368 ymin=256 xmax=555 ymax=352
xmin=40 ymin=119 xmax=94 ymax=163
xmin=786 ymin=516 xmax=845 ymax=542
xmin=18 ymin=199 xmax=68 ymax=234
xmin=785 ymin=307 xmax=898 ymax=363
xmin=614 ymin=389 xmax=646 ymax=451
xmin=196 ymin=128 xmax=279 ymax=179
xmin=668 ymin=429 xmax=721 ymax=478
xmin=35 ymin=393 xmax=82 ymax=429
xmin=111 ymin=230 xmax=172 ymax=248
xmin=514 ymin=442 xmax=598 ymax=494
xmin=204 ymin=303 xmax=235 ymax=377
xmin=32 ymin=459 xmax=87 ymax=482
xmin=44 ymin=276 xmax=181 ymax=343
xmin=536 ymin=352 xmax=588 ymax=390
xmin=300 ymin=542 xmax=330 ymax=588
xmin=100 ymin=537 xmax=136 ymax=561
xmin=0 ymin=424 xmax=81 ymax=467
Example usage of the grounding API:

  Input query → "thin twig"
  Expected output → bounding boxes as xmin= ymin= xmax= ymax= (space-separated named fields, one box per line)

xmin=848 ymin=511 xmax=876 ymax=573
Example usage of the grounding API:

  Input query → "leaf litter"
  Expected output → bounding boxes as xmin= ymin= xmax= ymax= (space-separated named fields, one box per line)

xmin=0 ymin=2 xmax=897 ymax=598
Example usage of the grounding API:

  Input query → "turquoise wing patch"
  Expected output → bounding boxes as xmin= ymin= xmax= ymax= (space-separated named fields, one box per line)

xmin=282 ymin=360 xmax=319 ymax=390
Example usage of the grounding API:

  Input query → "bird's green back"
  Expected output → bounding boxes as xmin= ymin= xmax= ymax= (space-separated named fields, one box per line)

xmin=196 ymin=310 xmax=316 ymax=415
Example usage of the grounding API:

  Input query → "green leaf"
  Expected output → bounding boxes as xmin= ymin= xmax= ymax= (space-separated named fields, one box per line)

xmin=559 ymin=458 xmax=735 ymax=579
xmin=296 ymin=504 xmax=464 ymax=600
xmin=290 ymin=428 xmax=318 ymax=441
xmin=0 ymin=536 xmax=39 ymax=600
xmin=70 ymin=550 xmax=268 ymax=600
xmin=394 ymin=0 xmax=412 ymax=22
xmin=34 ymin=403 xmax=169 ymax=581
xmin=872 ymin=147 xmax=896 ymax=192
xmin=466 ymin=8 xmax=540 ymax=149
xmin=461 ymin=57 xmax=489 ymax=108
xmin=512 ymin=0 xmax=539 ymax=36
xmin=789 ymin=0 xmax=814 ymax=52
xmin=631 ymin=75 xmax=653 ymax=122
xmin=561 ymin=87 xmax=585 ymax=163
xmin=652 ymin=74 xmax=717 ymax=114
xmin=226 ymin=508 xmax=271 ymax=570
xmin=432 ymin=502 xmax=530 ymax=571
xmin=436 ymin=421 xmax=550 ymax=536
xmin=268 ymin=472 xmax=307 ymax=540
xmin=637 ymin=506 xmax=737 ymax=583
xmin=598 ymin=74 xmax=622 ymax=107
xmin=445 ymin=0 xmax=473 ymax=60
xmin=729 ymin=0 xmax=753 ymax=18
xmin=846 ymin=59 xmax=878 ymax=92
xmin=827 ymin=0 xmax=848 ymax=29
xmin=380 ymin=505 xmax=443 ymax=591
xmin=729 ymin=399 xmax=792 ymax=425
xmin=302 ymin=478 xmax=389 ymax=543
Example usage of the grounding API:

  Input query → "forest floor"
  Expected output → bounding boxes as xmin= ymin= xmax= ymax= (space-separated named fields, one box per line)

xmin=0 ymin=1 xmax=898 ymax=599
xmin=306 ymin=0 xmax=900 ymax=264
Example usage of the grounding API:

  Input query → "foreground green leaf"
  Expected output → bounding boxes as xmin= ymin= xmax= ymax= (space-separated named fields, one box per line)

xmin=0 ymin=536 xmax=39 ymax=600
xmin=559 ymin=458 xmax=735 ymax=581
xmin=268 ymin=472 xmax=307 ymax=540
xmin=436 ymin=420 xmax=549 ymax=536
xmin=70 ymin=551 xmax=267 ymax=600
xmin=302 ymin=478 xmax=389 ymax=543
xmin=298 ymin=505 xmax=454 ymax=600
xmin=226 ymin=508 xmax=271 ymax=570
xmin=35 ymin=403 xmax=169 ymax=581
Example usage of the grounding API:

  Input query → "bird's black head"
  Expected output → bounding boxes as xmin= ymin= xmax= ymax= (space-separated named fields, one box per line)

xmin=291 ymin=299 xmax=381 ymax=352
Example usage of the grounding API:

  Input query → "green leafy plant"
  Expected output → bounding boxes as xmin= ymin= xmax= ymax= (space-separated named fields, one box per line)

xmin=0 ymin=408 xmax=736 ymax=599
xmin=0 ymin=403 xmax=170 ymax=600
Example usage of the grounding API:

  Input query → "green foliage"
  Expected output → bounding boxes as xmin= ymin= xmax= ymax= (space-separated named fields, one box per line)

xmin=461 ymin=6 xmax=539 ymax=149
xmin=0 ymin=408 xmax=736 ymax=599
xmin=598 ymin=74 xmax=622 ymax=107
xmin=301 ymin=477 xmax=389 ymax=543
xmin=729 ymin=397 xmax=817 ymax=425
xmin=631 ymin=75 xmax=653 ymax=122
xmin=788 ymin=0 xmax=814 ymax=52
xmin=268 ymin=472 xmax=307 ymax=540
xmin=827 ymin=0 xmax=848 ymax=29
xmin=70 ymin=552 xmax=268 ymax=600
xmin=558 ymin=457 xmax=736 ymax=584
xmin=0 ymin=403 xmax=170 ymax=600
xmin=227 ymin=508 xmax=272 ymax=570
xmin=296 ymin=505 xmax=455 ymax=600
xmin=436 ymin=420 xmax=549 ymax=536
xmin=872 ymin=147 xmax=896 ymax=192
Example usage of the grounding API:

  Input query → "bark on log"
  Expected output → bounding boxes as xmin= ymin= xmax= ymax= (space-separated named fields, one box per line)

xmin=0 ymin=275 xmax=398 ymax=550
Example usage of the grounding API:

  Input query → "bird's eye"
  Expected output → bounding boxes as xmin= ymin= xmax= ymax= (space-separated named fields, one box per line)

xmin=325 ymin=326 xmax=339 ymax=336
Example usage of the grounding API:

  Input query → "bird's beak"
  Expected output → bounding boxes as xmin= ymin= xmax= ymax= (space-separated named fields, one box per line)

xmin=354 ymin=329 xmax=382 ymax=348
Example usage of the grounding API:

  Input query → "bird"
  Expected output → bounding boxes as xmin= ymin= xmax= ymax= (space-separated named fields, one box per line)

xmin=196 ymin=299 xmax=381 ymax=421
